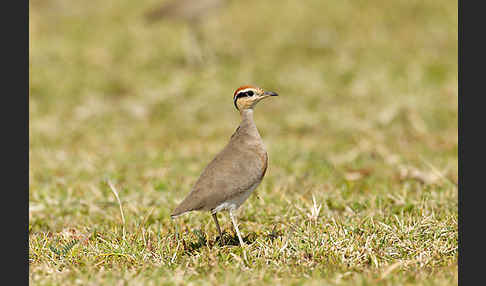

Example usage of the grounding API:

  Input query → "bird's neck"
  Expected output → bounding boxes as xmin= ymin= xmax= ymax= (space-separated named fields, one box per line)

xmin=238 ymin=109 xmax=261 ymax=139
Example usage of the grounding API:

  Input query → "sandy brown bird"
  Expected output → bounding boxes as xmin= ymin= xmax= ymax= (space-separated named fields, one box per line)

xmin=144 ymin=0 xmax=226 ymax=24
xmin=171 ymin=85 xmax=278 ymax=246
xmin=144 ymin=0 xmax=227 ymax=64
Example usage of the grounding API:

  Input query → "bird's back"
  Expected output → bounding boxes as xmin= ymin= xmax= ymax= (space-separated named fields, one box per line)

xmin=145 ymin=0 xmax=225 ymax=23
xmin=171 ymin=122 xmax=267 ymax=217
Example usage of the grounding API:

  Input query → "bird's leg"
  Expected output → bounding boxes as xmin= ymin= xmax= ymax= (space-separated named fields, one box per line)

xmin=229 ymin=210 xmax=245 ymax=246
xmin=212 ymin=212 xmax=223 ymax=240
xmin=172 ymin=217 xmax=180 ymax=241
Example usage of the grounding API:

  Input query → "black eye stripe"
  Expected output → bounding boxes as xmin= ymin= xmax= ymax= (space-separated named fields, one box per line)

xmin=235 ymin=90 xmax=254 ymax=98
xmin=233 ymin=90 xmax=255 ymax=110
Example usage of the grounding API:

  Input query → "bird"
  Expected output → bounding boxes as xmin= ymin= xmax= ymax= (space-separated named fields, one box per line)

xmin=171 ymin=85 xmax=278 ymax=246
xmin=144 ymin=0 xmax=226 ymax=25
xmin=143 ymin=0 xmax=228 ymax=64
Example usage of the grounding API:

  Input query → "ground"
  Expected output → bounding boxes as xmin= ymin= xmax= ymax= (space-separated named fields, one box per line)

xmin=29 ymin=0 xmax=458 ymax=285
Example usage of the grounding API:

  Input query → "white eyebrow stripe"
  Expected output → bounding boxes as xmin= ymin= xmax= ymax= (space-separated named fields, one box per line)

xmin=235 ymin=88 xmax=255 ymax=96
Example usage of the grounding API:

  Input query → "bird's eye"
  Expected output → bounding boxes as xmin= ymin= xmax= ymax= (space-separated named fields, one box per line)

xmin=247 ymin=90 xmax=254 ymax=96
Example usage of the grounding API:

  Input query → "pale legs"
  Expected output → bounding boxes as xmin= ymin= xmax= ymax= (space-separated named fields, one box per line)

xmin=212 ymin=210 xmax=245 ymax=246
xmin=229 ymin=210 xmax=245 ymax=246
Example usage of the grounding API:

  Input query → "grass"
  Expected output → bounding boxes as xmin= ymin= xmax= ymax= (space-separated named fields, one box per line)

xmin=29 ymin=0 xmax=458 ymax=284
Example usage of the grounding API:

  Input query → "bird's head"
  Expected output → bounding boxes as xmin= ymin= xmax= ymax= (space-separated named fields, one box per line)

xmin=233 ymin=85 xmax=278 ymax=111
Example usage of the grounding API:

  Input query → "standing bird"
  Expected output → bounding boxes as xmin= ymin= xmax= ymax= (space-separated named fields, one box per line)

xmin=144 ymin=0 xmax=226 ymax=24
xmin=171 ymin=85 xmax=278 ymax=246
xmin=144 ymin=0 xmax=228 ymax=64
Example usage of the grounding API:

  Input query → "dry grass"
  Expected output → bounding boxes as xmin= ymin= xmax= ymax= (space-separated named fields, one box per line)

xmin=29 ymin=0 xmax=457 ymax=284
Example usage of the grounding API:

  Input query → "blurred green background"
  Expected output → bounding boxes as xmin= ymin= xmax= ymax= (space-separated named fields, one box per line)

xmin=29 ymin=0 xmax=457 ymax=284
